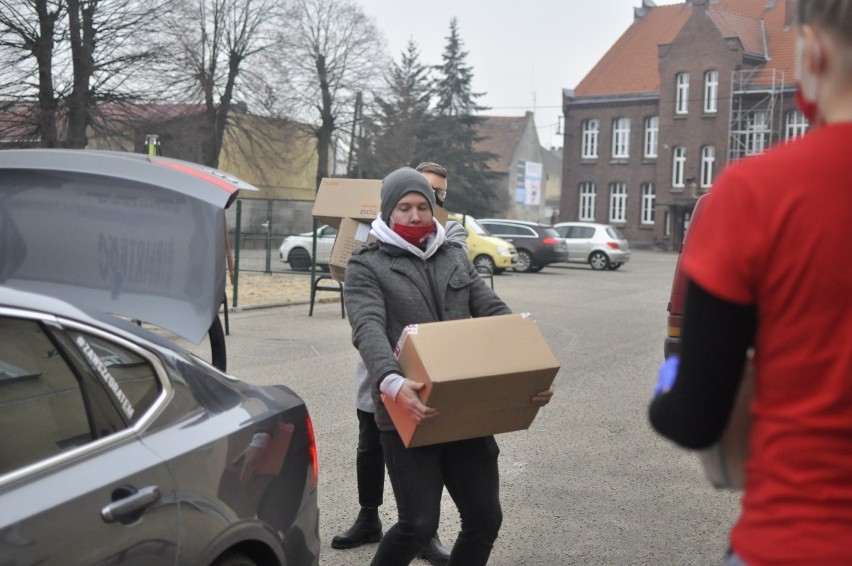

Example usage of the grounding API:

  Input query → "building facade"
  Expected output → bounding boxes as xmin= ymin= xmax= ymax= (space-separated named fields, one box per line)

xmin=476 ymin=112 xmax=561 ymax=222
xmin=560 ymin=0 xmax=806 ymax=249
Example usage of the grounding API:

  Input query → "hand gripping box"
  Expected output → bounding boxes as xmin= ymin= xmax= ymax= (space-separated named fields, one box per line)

xmin=383 ymin=313 xmax=559 ymax=448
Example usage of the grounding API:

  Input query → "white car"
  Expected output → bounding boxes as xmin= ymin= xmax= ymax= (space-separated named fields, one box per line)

xmin=552 ymin=222 xmax=631 ymax=270
xmin=279 ymin=224 xmax=337 ymax=271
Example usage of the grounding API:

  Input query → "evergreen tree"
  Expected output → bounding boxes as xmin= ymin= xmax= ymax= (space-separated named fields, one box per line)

xmin=356 ymin=40 xmax=432 ymax=178
xmin=421 ymin=17 xmax=501 ymax=217
xmin=432 ymin=17 xmax=485 ymax=117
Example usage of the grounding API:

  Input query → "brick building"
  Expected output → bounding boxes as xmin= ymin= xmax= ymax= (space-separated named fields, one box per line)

xmin=560 ymin=0 xmax=807 ymax=249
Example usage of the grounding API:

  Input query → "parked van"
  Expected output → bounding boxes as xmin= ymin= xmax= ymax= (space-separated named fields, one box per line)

xmin=664 ymin=194 xmax=709 ymax=358
xmin=448 ymin=213 xmax=518 ymax=274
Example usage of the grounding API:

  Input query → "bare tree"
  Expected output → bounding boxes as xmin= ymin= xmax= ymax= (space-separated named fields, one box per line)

xmin=0 ymin=0 xmax=173 ymax=148
xmin=276 ymin=0 xmax=386 ymax=188
xmin=149 ymin=0 xmax=285 ymax=167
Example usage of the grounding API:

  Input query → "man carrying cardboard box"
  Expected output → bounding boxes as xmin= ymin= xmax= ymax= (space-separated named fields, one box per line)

xmin=343 ymin=166 xmax=554 ymax=566
xmin=331 ymin=162 xmax=466 ymax=564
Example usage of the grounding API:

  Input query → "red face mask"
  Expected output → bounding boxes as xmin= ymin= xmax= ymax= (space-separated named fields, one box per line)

xmin=795 ymin=86 xmax=819 ymax=126
xmin=392 ymin=222 xmax=433 ymax=247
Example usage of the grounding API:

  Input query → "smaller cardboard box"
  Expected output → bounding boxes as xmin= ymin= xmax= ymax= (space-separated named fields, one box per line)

xmin=312 ymin=177 xmax=449 ymax=229
xmin=384 ymin=313 xmax=559 ymax=448
xmin=329 ymin=218 xmax=376 ymax=282
xmin=312 ymin=178 xmax=381 ymax=229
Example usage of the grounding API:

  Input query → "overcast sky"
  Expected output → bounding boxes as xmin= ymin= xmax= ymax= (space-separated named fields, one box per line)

xmin=355 ymin=0 xmax=673 ymax=150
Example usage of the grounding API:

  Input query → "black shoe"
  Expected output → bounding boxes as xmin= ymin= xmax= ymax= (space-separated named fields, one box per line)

xmin=331 ymin=507 xmax=383 ymax=549
xmin=419 ymin=535 xmax=450 ymax=566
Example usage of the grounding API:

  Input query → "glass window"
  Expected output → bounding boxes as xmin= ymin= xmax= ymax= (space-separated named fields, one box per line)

xmin=579 ymin=182 xmax=596 ymax=221
xmin=581 ymin=119 xmax=599 ymax=159
xmin=746 ymin=111 xmax=769 ymax=155
xmin=0 ymin=317 xmax=92 ymax=476
xmin=785 ymin=110 xmax=809 ymax=141
xmin=644 ymin=116 xmax=659 ymax=158
xmin=676 ymin=72 xmax=690 ymax=115
xmin=70 ymin=331 xmax=161 ymax=425
xmin=641 ymin=183 xmax=655 ymax=225
xmin=700 ymin=146 xmax=716 ymax=188
xmin=704 ymin=70 xmax=719 ymax=113
xmin=672 ymin=146 xmax=686 ymax=188
xmin=609 ymin=183 xmax=627 ymax=223
xmin=612 ymin=118 xmax=630 ymax=158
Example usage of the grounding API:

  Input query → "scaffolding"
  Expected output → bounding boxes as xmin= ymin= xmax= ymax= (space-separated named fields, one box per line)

xmin=728 ymin=68 xmax=785 ymax=162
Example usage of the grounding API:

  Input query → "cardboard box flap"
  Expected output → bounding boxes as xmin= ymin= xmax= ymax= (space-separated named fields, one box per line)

xmin=312 ymin=178 xmax=381 ymax=228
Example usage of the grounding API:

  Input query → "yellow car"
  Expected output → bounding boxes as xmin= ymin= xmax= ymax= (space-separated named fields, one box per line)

xmin=448 ymin=213 xmax=518 ymax=274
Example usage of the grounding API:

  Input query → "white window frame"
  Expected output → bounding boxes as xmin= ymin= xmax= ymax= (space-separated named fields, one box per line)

xmin=700 ymin=146 xmax=715 ymax=188
xmin=581 ymin=119 xmax=599 ymax=159
xmin=641 ymin=183 xmax=655 ymax=225
xmin=672 ymin=146 xmax=686 ymax=188
xmin=746 ymin=111 xmax=769 ymax=155
xmin=609 ymin=182 xmax=627 ymax=223
xmin=579 ymin=182 xmax=596 ymax=221
xmin=785 ymin=110 xmax=808 ymax=141
xmin=612 ymin=117 xmax=630 ymax=158
xmin=644 ymin=116 xmax=659 ymax=158
xmin=703 ymin=70 xmax=719 ymax=113
xmin=675 ymin=72 xmax=690 ymax=115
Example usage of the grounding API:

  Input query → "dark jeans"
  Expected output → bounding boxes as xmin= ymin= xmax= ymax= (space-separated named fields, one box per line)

xmin=357 ymin=409 xmax=385 ymax=508
xmin=371 ymin=432 xmax=502 ymax=566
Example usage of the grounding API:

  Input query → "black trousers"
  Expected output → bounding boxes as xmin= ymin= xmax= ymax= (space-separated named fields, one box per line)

xmin=356 ymin=408 xmax=385 ymax=508
xmin=371 ymin=432 xmax=503 ymax=566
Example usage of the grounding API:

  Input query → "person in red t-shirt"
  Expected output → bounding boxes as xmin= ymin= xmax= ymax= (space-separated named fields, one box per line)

xmin=649 ymin=1 xmax=852 ymax=564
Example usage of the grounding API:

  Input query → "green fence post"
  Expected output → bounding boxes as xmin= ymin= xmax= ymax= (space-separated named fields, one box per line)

xmin=232 ymin=200 xmax=242 ymax=308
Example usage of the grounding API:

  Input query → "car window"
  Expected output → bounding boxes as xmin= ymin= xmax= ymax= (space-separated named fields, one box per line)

xmin=0 ymin=315 xmax=163 ymax=478
xmin=606 ymin=226 xmax=625 ymax=239
xmin=541 ymin=227 xmax=561 ymax=239
xmin=466 ymin=219 xmax=489 ymax=236
xmin=68 ymin=331 xmax=162 ymax=426
xmin=579 ymin=227 xmax=595 ymax=238
xmin=553 ymin=225 xmax=569 ymax=238
xmin=0 ymin=316 xmax=93 ymax=476
xmin=319 ymin=226 xmax=338 ymax=238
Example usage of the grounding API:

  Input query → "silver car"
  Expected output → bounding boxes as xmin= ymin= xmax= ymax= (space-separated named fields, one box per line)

xmin=553 ymin=222 xmax=631 ymax=270
xmin=0 ymin=149 xmax=320 ymax=565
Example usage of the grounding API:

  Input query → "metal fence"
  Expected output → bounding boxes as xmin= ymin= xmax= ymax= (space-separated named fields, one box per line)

xmin=226 ymin=197 xmax=316 ymax=275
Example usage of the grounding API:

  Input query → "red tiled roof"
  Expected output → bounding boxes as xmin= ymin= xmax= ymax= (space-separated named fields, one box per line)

xmin=474 ymin=115 xmax=529 ymax=173
xmin=574 ymin=0 xmax=796 ymax=97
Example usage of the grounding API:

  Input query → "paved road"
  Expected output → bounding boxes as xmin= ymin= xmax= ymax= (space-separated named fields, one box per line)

xmin=198 ymin=250 xmax=740 ymax=565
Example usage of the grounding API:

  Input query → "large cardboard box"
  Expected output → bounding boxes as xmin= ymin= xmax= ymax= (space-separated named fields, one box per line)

xmin=312 ymin=177 xmax=448 ymax=229
xmin=329 ymin=218 xmax=376 ymax=282
xmin=312 ymin=178 xmax=381 ymax=228
xmin=384 ymin=313 xmax=559 ymax=447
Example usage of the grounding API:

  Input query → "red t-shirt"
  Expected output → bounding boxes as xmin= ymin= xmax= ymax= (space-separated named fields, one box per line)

xmin=682 ymin=122 xmax=852 ymax=565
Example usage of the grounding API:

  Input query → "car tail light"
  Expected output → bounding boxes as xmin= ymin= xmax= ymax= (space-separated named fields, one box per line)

xmin=542 ymin=237 xmax=559 ymax=245
xmin=306 ymin=415 xmax=319 ymax=490
xmin=606 ymin=242 xmax=620 ymax=249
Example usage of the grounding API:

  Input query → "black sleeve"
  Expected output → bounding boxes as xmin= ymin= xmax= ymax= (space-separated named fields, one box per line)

xmin=648 ymin=278 xmax=757 ymax=449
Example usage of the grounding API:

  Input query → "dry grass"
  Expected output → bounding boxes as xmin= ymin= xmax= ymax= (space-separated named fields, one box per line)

xmin=228 ymin=271 xmax=342 ymax=308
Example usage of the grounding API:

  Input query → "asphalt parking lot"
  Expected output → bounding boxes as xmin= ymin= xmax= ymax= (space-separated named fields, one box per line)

xmin=197 ymin=250 xmax=741 ymax=565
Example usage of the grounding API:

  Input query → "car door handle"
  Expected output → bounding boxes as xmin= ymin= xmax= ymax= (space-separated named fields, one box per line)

xmin=101 ymin=485 xmax=161 ymax=523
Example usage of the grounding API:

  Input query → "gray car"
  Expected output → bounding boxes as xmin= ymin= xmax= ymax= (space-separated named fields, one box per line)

xmin=476 ymin=219 xmax=569 ymax=273
xmin=0 ymin=149 xmax=320 ymax=565
xmin=552 ymin=222 xmax=631 ymax=270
